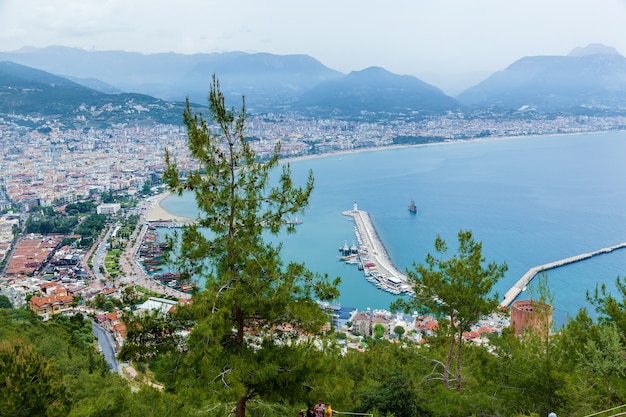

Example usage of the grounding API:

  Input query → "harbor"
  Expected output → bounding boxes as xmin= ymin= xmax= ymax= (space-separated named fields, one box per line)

xmin=340 ymin=203 xmax=412 ymax=296
xmin=340 ymin=202 xmax=626 ymax=310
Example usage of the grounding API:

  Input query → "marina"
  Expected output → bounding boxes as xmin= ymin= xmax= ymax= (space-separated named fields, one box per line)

xmin=340 ymin=203 xmax=412 ymax=296
xmin=134 ymin=225 xmax=196 ymax=295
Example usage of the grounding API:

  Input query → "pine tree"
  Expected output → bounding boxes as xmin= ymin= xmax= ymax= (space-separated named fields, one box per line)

xmin=392 ymin=229 xmax=507 ymax=390
xmin=0 ymin=340 xmax=70 ymax=416
xmin=161 ymin=75 xmax=340 ymax=416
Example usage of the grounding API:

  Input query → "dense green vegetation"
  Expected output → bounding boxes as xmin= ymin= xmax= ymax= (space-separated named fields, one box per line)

xmin=74 ymin=214 xmax=107 ymax=239
xmin=2 ymin=296 xmax=626 ymax=417
xmin=25 ymin=206 xmax=80 ymax=235
xmin=23 ymin=203 xmax=107 ymax=249
xmin=0 ymin=309 xmax=191 ymax=416
xmin=64 ymin=201 xmax=96 ymax=215
xmin=393 ymin=230 xmax=508 ymax=391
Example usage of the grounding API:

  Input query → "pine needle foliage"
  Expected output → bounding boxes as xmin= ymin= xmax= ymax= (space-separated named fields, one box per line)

xmin=161 ymin=75 xmax=340 ymax=417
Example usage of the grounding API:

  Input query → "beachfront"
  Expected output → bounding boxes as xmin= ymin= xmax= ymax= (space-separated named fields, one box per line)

xmin=144 ymin=192 xmax=194 ymax=223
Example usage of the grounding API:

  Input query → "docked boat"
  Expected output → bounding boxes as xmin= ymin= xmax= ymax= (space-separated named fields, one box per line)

xmin=339 ymin=241 xmax=351 ymax=257
xmin=408 ymin=199 xmax=417 ymax=213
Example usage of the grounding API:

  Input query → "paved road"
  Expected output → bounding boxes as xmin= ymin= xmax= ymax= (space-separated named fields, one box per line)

xmin=118 ymin=218 xmax=191 ymax=300
xmin=92 ymin=226 xmax=113 ymax=283
xmin=92 ymin=320 xmax=121 ymax=375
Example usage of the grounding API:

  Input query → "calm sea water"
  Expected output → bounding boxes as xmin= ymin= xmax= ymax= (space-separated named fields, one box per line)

xmin=160 ymin=132 xmax=626 ymax=328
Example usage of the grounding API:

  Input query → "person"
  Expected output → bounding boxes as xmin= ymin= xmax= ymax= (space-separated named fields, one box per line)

xmin=306 ymin=405 xmax=315 ymax=417
xmin=324 ymin=404 xmax=333 ymax=417
xmin=315 ymin=399 xmax=325 ymax=417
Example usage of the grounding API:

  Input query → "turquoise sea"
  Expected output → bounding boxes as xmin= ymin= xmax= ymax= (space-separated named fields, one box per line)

xmin=159 ymin=131 xmax=626 ymax=328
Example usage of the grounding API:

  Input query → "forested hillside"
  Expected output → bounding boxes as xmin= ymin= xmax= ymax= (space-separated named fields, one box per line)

xmin=0 ymin=308 xmax=190 ymax=417
xmin=2 ymin=298 xmax=626 ymax=417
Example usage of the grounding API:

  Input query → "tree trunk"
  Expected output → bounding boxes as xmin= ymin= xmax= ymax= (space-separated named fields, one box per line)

xmin=455 ymin=330 xmax=463 ymax=391
xmin=444 ymin=331 xmax=455 ymax=389
xmin=236 ymin=396 xmax=246 ymax=417
xmin=236 ymin=307 xmax=244 ymax=344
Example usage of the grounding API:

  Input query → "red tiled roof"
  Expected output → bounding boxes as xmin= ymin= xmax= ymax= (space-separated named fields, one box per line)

xmin=478 ymin=326 xmax=497 ymax=335
xmin=112 ymin=322 xmax=127 ymax=338
xmin=105 ymin=311 xmax=121 ymax=321
xmin=29 ymin=294 xmax=73 ymax=309
xmin=463 ymin=331 xmax=480 ymax=340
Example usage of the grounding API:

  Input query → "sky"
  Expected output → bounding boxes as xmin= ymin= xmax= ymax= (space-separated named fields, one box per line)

xmin=1 ymin=0 xmax=626 ymax=81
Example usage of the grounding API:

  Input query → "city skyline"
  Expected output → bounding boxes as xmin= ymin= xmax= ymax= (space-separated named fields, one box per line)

xmin=1 ymin=0 xmax=625 ymax=80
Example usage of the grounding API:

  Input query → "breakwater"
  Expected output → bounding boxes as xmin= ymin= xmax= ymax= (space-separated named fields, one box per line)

xmin=341 ymin=205 xmax=411 ymax=295
xmin=500 ymin=242 xmax=626 ymax=307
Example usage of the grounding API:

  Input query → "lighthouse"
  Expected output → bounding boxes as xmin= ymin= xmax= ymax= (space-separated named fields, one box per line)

xmin=353 ymin=202 xmax=358 ymax=212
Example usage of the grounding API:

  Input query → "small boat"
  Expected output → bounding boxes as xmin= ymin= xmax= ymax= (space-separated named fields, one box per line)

xmin=408 ymin=199 xmax=417 ymax=213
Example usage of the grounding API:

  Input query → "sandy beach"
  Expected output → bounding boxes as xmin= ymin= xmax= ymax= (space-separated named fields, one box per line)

xmin=144 ymin=192 xmax=194 ymax=223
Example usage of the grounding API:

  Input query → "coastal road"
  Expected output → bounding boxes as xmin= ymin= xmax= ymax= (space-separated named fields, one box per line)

xmin=118 ymin=212 xmax=191 ymax=300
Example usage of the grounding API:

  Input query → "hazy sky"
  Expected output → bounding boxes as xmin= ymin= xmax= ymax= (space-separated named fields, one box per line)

xmin=1 ymin=0 xmax=625 ymax=77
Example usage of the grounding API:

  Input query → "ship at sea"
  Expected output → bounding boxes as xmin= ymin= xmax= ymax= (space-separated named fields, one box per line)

xmin=408 ymin=199 xmax=417 ymax=213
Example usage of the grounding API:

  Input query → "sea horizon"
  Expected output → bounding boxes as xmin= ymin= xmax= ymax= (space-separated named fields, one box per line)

xmin=158 ymin=131 xmax=626 ymax=328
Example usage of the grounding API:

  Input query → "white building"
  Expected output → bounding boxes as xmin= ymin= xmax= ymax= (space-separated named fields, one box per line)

xmin=96 ymin=203 xmax=121 ymax=215
xmin=136 ymin=297 xmax=178 ymax=314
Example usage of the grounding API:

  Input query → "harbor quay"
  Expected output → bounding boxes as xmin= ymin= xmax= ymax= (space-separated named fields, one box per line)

xmin=341 ymin=203 xmax=412 ymax=296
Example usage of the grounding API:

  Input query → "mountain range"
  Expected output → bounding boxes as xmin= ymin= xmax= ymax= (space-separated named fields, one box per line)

xmin=1 ymin=43 xmax=626 ymax=125
xmin=0 ymin=61 xmax=192 ymax=128
xmin=458 ymin=44 xmax=626 ymax=112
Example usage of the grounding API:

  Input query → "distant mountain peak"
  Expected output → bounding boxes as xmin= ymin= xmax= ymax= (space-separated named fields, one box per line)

xmin=296 ymin=66 xmax=459 ymax=116
xmin=353 ymin=66 xmax=388 ymax=74
xmin=457 ymin=45 xmax=626 ymax=111
xmin=568 ymin=43 xmax=622 ymax=57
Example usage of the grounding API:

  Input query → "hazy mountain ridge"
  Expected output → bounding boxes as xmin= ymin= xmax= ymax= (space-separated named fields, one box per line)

xmin=295 ymin=66 xmax=461 ymax=117
xmin=1 ymin=44 xmax=626 ymax=120
xmin=457 ymin=45 xmax=626 ymax=111
xmin=0 ymin=61 xmax=191 ymax=127
xmin=179 ymin=52 xmax=344 ymax=109
xmin=0 ymin=46 xmax=461 ymax=118
xmin=0 ymin=46 xmax=344 ymax=112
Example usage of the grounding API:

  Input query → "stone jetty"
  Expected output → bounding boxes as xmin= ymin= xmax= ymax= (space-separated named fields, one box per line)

xmin=342 ymin=204 xmax=410 ymax=294
xmin=500 ymin=242 xmax=626 ymax=307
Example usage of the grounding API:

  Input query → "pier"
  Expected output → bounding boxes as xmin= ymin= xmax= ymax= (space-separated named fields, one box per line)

xmin=342 ymin=205 xmax=410 ymax=294
xmin=147 ymin=219 xmax=192 ymax=228
xmin=500 ymin=242 xmax=626 ymax=307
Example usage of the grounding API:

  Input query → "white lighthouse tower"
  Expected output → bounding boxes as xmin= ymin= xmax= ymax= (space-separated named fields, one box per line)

xmin=353 ymin=202 xmax=358 ymax=212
